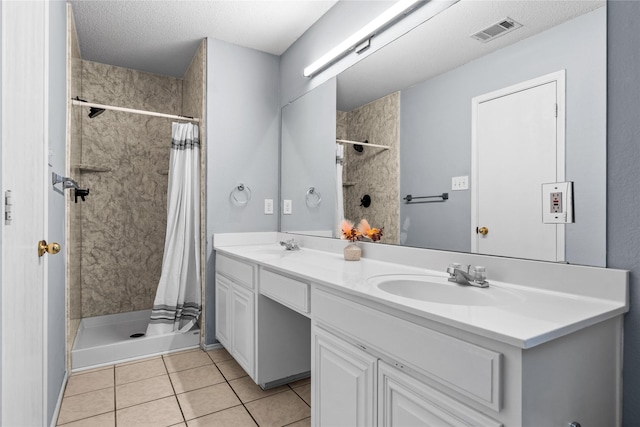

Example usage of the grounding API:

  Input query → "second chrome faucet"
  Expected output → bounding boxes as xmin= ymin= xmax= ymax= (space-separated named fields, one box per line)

xmin=446 ymin=263 xmax=489 ymax=288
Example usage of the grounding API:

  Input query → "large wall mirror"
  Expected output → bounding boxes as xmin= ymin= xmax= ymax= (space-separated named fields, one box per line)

xmin=281 ymin=0 xmax=606 ymax=266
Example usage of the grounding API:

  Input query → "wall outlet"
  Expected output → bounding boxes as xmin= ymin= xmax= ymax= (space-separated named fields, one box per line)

xmin=264 ymin=199 xmax=274 ymax=215
xmin=283 ymin=199 xmax=292 ymax=215
xmin=452 ymin=175 xmax=469 ymax=191
xmin=542 ymin=182 xmax=574 ymax=223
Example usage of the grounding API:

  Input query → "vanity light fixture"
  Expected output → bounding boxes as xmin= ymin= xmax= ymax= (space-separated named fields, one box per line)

xmin=303 ymin=0 xmax=422 ymax=77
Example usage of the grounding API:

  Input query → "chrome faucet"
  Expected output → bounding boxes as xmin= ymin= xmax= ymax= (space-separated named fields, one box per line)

xmin=279 ymin=239 xmax=300 ymax=251
xmin=446 ymin=263 xmax=489 ymax=288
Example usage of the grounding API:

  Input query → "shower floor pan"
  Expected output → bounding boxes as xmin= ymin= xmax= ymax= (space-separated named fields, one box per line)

xmin=72 ymin=309 xmax=200 ymax=370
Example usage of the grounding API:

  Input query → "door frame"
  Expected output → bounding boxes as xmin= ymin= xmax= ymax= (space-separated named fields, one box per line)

xmin=470 ymin=70 xmax=566 ymax=260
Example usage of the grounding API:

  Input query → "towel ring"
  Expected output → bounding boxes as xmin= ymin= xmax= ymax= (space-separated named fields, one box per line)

xmin=230 ymin=183 xmax=251 ymax=206
xmin=305 ymin=187 xmax=322 ymax=207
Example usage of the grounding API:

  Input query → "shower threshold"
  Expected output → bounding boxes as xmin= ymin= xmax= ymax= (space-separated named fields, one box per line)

xmin=71 ymin=309 xmax=200 ymax=371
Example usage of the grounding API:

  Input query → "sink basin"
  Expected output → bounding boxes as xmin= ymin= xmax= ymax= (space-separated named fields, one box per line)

xmin=368 ymin=274 xmax=525 ymax=306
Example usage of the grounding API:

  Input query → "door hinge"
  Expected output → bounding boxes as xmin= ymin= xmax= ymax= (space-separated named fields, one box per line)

xmin=5 ymin=190 xmax=12 ymax=225
xmin=555 ymin=103 xmax=558 ymax=118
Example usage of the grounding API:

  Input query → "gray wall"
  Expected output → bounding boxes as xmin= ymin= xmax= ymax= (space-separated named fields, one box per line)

xmin=281 ymin=78 xmax=336 ymax=234
xmin=47 ymin=1 xmax=67 ymax=423
xmin=607 ymin=2 xmax=640 ymax=425
xmin=400 ymin=8 xmax=606 ymax=266
xmin=206 ymin=39 xmax=280 ymax=343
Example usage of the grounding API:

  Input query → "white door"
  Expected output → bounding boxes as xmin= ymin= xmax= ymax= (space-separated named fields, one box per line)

xmin=1 ymin=1 xmax=50 ymax=425
xmin=312 ymin=326 xmax=377 ymax=427
xmin=472 ymin=71 xmax=565 ymax=262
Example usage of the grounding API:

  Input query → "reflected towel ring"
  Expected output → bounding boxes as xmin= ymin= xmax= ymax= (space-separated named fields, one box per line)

xmin=305 ymin=187 xmax=322 ymax=207
xmin=230 ymin=183 xmax=251 ymax=206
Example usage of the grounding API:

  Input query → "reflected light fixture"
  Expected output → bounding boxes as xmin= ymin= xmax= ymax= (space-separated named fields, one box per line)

xmin=303 ymin=0 xmax=422 ymax=78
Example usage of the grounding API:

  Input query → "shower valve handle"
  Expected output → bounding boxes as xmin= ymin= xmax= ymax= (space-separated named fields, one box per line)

xmin=75 ymin=188 xmax=90 ymax=203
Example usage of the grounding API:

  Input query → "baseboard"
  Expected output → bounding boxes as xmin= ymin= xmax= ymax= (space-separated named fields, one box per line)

xmin=50 ymin=370 xmax=69 ymax=427
xmin=202 ymin=342 xmax=223 ymax=351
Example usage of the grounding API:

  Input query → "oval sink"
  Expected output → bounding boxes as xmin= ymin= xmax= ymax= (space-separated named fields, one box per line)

xmin=368 ymin=274 xmax=525 ymax=306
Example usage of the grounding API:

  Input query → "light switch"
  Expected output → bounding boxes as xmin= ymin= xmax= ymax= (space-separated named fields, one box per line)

xmin=452 ymin=175 xmax=469 ymax=191
xmin=283 ymin=199 xmax=292 ymax=215
xmin=542 ymin=182 xmax=574 ymax=224
xmin=264 ymin=199 xmax=274 ymax=215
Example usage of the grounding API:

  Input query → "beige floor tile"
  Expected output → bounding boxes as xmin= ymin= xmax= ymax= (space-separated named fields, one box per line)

xmin=65 ymin=368 xmax=114 ymax=397
xmin=165 ymin=349 xmax=213 ymax=373
xmin=245 ymin=390 xmax=310 ymax=427
xmin=57 ymin=388 xmax=114 ymax=425
xmin=177 ymin=382 xmax=241 ymax=420
xmin=116 ymin=396 xmax=184 ymax=427
xmin=287 ymin=377 xmax=310 ymax=389
xmin=170 ymin=364 xmax=226 ymax=394
xmin=170 ymin=424 xmax=187 ymax=427
xmin=206 ymin=347 xmax=233 ymax=363
xmin=229 ymin=376 xmax=288 ymax=403
xmin=115 ymin=358 xmax=167 ymax=385
xmin=57 ymin=411 xmax=115 ymax=427
xmin=116 ymin=375 xmax=174 ymax=409
xmin=291 ymin=384 xmax=311 ymax=406
xmin=187 ymin=405 xmax=257 ymax=427
xmin=215 ymin=358 xmax=248 ymax=381
xmin=285 ymin=418 xmax=311 ymax=427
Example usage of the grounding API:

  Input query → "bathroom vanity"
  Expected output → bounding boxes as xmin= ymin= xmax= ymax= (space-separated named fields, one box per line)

xmin=214 ymin=233 xmax=628 ymax=427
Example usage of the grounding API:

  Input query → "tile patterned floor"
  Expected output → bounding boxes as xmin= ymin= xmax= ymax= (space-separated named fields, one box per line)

xmin=57 ymin=348 xmax=311 ymax=427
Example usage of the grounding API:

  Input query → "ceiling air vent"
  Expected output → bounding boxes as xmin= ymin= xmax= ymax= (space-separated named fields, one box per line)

xmin=471 ymin=18 xmax=522 ymax=43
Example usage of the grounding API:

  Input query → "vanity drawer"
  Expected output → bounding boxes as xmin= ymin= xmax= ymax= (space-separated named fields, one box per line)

xmin=313 ymin=289 xmax=502 ymax=411
xmin=259 ymin=268 xmax=310 ymax=316
xmin=216 ymin=254 xmax=255 ymax=290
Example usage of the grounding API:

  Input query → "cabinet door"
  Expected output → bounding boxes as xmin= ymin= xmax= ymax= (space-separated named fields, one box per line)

xmin=312 ymin=326 xmax=377 ymax=427
xmin=378 ymin=361 xmax=501 ymax=427
xmin=231 ymin=284 xmax=255 ymax=378
xmin=215 ymin=274 xmax=231 ymax=348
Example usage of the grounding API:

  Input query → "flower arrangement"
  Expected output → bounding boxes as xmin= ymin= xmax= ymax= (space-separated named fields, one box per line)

xmin=340 ymin=219 xmax=384 ymax=242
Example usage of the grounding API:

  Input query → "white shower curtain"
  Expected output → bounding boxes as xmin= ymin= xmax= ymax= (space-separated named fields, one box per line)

xmin=147 ymin=122 xmax=201 ymax=335
xmin=335 ymin=143 xmax=345 ymax=236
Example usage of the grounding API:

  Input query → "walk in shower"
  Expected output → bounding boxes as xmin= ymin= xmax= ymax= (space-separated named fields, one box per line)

xmin=66 ymin=12 xmax=206 ymax=370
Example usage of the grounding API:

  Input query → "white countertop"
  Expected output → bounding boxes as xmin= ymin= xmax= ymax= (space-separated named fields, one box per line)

xmin=214 ymin=241 xmax=628 ymax=349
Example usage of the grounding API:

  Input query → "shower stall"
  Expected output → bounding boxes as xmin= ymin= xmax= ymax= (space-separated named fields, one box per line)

xmin=66 ymin=12 xmax=207 ymax=370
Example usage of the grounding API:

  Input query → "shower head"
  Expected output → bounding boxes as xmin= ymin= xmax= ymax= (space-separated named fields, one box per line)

xmin=88 ymin=107 xmax=105 ymax=118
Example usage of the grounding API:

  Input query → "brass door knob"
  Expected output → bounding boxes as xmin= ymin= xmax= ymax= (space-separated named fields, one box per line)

xmin=477 ymin=227 xmax=489 ymax=235
xmin=38 ymin=240 xmax=61 ymax=257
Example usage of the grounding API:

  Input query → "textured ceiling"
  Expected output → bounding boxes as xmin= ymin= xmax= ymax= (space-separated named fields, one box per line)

xmin=69 ymin=0 xmax=338 ymax=77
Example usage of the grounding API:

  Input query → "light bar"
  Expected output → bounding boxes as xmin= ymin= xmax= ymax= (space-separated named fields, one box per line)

xmin=303 ymin=0 xmax=422 ymax=77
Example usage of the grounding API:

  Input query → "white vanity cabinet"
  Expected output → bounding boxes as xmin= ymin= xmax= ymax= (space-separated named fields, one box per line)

xmin=214 ymin=240 xmax=626 ymax=427
xmin=215 ymin=254 xmax=256 ymax=378
xmin=215 ymin=253 xmax=311 ymax=388
xmin=312 ymin=286 xmax=623 ymax=427
xmin=312 ymin=326 xmax=377 ymax=426
xmin=377 ymin=360 xmax=501 ymax=427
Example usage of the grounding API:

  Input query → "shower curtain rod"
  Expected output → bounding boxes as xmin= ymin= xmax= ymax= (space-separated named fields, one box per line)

xmin=71 ymin=99 xmax=200 ymax=123
xmin=336 ymin=138 xmax=389 ymax=150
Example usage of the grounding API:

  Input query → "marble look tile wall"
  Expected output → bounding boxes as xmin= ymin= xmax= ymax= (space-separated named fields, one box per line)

xmin=79 ymin=61 xmax=182 ymax=317
xmin=67 ymin=4 xmax=83 ymax=362
xmin=340 ymin=92 xmax=400 ymax=244
xmin=181 ymin=39 xmax=207 ymax=342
